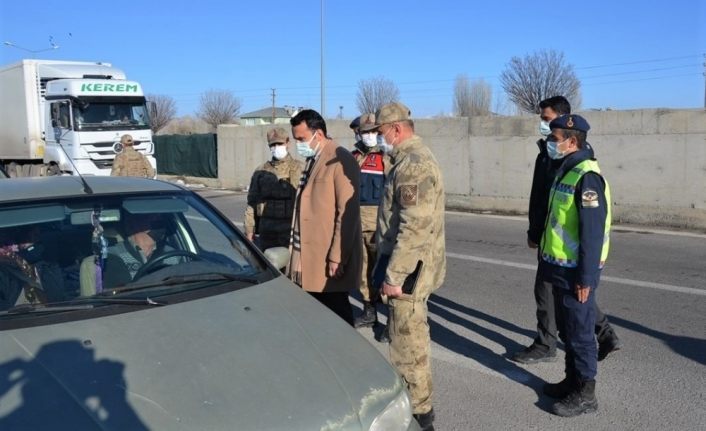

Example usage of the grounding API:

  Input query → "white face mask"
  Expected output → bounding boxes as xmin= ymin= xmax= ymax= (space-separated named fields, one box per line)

xmin=361 ymin=133 xmax=377 ymax=148
xmin=376 ymin=134 xmax=392 ymax=153
xmin=271 ymin=145 xmax=288 ymax=160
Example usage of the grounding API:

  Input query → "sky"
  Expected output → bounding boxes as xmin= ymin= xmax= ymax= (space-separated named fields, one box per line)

xmin=1 ymin=0 xmax=705 ymax=118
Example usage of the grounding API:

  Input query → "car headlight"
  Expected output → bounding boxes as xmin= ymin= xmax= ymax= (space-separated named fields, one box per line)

xmin=369 ymin=389 xmax=413 ymax=431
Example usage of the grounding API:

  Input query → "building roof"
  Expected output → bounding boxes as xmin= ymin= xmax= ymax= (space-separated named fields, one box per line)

xmin=240 ymin=107 xmax=292 ymax=119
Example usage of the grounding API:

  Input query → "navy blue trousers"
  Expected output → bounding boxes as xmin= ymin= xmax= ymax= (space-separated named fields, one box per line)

xmin=550 ymin=282 xmax=598 ymax=381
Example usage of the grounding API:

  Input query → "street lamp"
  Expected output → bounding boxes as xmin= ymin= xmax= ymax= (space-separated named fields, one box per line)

xmin=3 ymin=40 xmax=60 ymax=57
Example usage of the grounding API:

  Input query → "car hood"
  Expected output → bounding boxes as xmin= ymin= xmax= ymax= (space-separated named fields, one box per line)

xmin=0 ymin=277 xmax=403 ymax=430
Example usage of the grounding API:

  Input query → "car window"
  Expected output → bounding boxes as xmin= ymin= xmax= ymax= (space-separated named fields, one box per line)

xmin=0 ymin=192 xmax=271 ymax=318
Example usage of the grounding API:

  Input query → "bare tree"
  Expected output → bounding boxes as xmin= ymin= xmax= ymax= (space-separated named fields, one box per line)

xmin=469 ymin=79 xmax=492 ymax=116
xmin=500 ymin=49 xmax=581 ymax=114
xmin=454 ymin=75 xmax=492 ymax=117
xmin=356 ymin=76 xmax=399 ymax=114
xmin=197 ymin=89 xmax=241 ymax=130
xmin=146 ymin=94 xmax=177 ymax=134
xmin=453 ymin=74 xmax=472 ymax=117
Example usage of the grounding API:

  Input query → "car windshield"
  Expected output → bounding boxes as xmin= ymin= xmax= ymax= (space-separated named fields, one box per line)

xmin=73 ymin=99 xmax=150 ymax=131
xmin=0 ymin=192 xmax=272 ymax=317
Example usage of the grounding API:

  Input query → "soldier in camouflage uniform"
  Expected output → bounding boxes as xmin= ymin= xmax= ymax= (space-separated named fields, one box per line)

xmin=244 ymin=127 xmax=304 ymax=251
xmin=350 ymin=113 xmax=391 ymax=336
xmin=110 ymin=134 xmax=155 ymax=178
xmin=371 ymin=102 xmax=446 ymax=431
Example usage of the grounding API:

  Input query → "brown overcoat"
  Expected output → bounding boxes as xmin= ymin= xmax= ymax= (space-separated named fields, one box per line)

xmin=290 ymin=141 xmax=362 ymax=293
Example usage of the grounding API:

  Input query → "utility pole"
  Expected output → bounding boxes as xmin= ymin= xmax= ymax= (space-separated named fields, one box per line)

xmin=271 ymin=88 xmax=276 ymax=124
xmin=320 ymin=0 xmax=325 ymax=117
xmin=703 ymin=53 xmax=705 ymax=109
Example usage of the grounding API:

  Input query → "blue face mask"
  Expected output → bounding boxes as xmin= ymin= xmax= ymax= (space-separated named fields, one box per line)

xmin=539 ymin=121 xmax=551 ymax=136
xmin=295 ymin=133 xmax=318 ymax=158
xmin=546 ymin=138 xmax=567 ymax=160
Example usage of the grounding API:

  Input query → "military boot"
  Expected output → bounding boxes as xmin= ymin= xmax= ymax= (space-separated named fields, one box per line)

xmin=543 ymin=373 xmax=577 ymax=399
xmin=553 ymin=380 xmax=598 ymax=417
xmin=377 ymin=324 xmax=391 ymax=343
xmin=413 ymin=408 xmax=435 ymax=431
xmin=598 ymin=329 xmax=622 ymax=361
xmin=511 ymin=343 xmax=557 ymax=364
xmin=354 ymin=302 xmax=377 ymax=328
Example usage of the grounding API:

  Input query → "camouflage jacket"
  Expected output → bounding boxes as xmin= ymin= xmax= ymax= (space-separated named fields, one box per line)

xmin=111 ymin=147 xmax=155 ymax=178
xmin=244 ymin=154 xmax=304 ymax=237
xmin=376 ymin=135 xmax=446 ymax=298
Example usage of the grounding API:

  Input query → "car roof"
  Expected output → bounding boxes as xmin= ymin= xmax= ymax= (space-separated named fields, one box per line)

xmin=0 ymin=176 xmax=186 ymax=203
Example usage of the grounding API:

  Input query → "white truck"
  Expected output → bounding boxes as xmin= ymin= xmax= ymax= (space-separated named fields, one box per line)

xmin=0 ymin=59 xmax=156 ymax=176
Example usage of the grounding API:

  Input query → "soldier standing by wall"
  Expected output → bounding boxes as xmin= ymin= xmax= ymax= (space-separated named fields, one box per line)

xmin=350 ymin=113 xmax=390 ymax=340
xmin=243 ymin=127 xmax=304 ymax=251
xmin=110 ymin=134 xmax=155 ymax=178
xmin=371 ymin=102 xmax=445 ymax=431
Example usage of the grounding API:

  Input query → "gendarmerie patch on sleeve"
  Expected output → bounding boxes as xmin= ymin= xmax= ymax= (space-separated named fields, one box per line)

xmin=581 ymin=189 xmax=600 ymax=208
xmin=399 ymin=184 xmax=418 ymax=206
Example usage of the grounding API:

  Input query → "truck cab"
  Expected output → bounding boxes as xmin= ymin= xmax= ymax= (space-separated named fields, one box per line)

xmin=45 ymin=79 xmax=155 ymax=176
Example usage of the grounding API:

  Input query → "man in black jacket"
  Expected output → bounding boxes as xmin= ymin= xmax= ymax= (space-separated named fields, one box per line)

xmin=512 ymin=96 xmax=621 ymax=364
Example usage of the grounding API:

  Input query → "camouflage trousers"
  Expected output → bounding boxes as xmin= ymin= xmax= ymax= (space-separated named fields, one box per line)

xmin=359 ymin=230 xmax=378 ymax=302
xmin=389 ymin=296 xmax=432 ymax=414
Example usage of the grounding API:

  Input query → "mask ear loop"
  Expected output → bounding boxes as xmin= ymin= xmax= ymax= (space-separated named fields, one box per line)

xmin=91 ymin=208 xmax=108 ymax=294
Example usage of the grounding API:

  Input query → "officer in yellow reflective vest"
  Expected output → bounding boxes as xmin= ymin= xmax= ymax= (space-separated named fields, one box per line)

xmin=539 ymin=114 xmax=611 ymax=417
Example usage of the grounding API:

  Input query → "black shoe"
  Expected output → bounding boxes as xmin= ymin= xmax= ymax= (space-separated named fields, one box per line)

xmin=543 ymin=375 xmax=577 ymax=399
xmin=413 ymin=408 xmax=435 ymax=431
xmin=553 ymin=380 xmax=598 ymax=417
xmin=598 ymin=333 xmax=621 ymax=361
xmin=511 ymin=344 xmax=557 ymax=364
xmin=377 ymin=325 xmax=391 ymax=343
xmin=354 ymin=302 xmax=377 ymax=328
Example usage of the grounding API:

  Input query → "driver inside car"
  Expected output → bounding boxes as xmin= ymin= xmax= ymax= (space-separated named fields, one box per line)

xmin=79 ymin=213 xmax=178 ymax=296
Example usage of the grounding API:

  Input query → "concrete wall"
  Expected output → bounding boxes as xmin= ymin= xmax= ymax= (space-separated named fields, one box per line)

xmin=217 ymin=109 xmax=706 ymax=230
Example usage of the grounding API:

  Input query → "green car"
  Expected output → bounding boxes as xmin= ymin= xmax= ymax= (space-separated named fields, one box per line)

xmin=0 ymin=176 xmax=418 ymax=431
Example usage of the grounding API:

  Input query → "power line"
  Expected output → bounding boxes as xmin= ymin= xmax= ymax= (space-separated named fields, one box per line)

xmin=576 ymin=54 xmax=701 ymax=70
xmin=580 ymin=64 xmax=702 ymax=79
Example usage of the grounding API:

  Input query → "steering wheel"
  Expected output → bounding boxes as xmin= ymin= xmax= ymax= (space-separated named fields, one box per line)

xmin=132 ymin=250 xmax=204 ymax=281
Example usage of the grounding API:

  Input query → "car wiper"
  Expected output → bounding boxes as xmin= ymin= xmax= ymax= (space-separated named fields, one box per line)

xmin=99 ymin=272 xmax=260 ymax=296
xmin=0 ymin=297 xmax=165 ymax=316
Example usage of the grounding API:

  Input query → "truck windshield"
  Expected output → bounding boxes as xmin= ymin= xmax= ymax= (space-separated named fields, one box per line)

xmin=73 ymin=99 xmax=151 ymax=131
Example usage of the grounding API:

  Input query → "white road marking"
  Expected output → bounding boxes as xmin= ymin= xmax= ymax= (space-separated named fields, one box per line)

xmin=446 ymin=252 xmax=706 ymax=297
xmin=446 ymin=210 xmax=706 ymax=239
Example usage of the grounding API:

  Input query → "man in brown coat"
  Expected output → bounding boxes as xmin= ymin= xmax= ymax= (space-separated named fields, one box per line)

xmin=111 ymin=134 xmax=155 ymax=178
xmin=286 ymin=109 xmax=362 ymax=325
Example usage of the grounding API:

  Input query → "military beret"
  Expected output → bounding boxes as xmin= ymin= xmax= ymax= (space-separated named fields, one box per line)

xmin=349 ymin=116 xmax=361 ymax=130
xmin=374 ymin=102 xmax=411 ymax=127
xmin=266 ymin=127 xmax=289 ymax=145
xmin=549 ymin=114 xmax=590 ymax=133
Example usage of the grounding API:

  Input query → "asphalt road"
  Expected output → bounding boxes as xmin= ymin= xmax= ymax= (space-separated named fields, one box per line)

xmin=199 ymin=189 xmax=706 ymax=431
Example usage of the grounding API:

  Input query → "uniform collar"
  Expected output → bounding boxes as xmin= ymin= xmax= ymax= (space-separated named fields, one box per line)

xmin=556 ymin=148 xmax=594 ymax=179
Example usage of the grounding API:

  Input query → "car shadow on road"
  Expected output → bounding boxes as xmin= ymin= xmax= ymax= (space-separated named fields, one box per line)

xmin=608 ymin=315 xmax=706 ymax=366
xmin=426 ymin=296 xmax=556 ymax=412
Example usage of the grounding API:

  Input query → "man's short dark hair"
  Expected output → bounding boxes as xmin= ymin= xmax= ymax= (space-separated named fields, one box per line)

xmin=539 ymin=96 xmax=571 ymax=116
xmin=290 ymin=109 xmax=328 ymax=137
